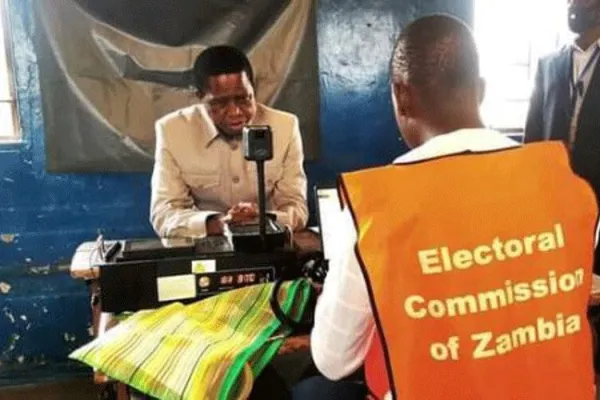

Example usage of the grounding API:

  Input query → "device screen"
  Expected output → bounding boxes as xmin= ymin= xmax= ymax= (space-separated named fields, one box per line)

xmin=316 ymin=187 xmax=344 ymax=261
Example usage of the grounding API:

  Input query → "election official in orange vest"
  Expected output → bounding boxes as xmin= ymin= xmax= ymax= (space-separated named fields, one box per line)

xmin=302 ymin=14 xmax=599 ymax=400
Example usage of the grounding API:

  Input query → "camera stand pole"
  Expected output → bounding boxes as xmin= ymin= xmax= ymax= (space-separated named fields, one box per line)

xmin=256 ymin=159 xmax=267 ymax=250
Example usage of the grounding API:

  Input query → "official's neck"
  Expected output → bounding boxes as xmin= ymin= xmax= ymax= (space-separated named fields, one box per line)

xmin=576 ymin=26 xmax=600 ymax=50
xmin=430 ymin=113 xmax=485 ymax=137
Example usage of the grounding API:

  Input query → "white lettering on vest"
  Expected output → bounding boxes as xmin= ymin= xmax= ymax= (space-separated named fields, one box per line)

xmin=452 ymin=250 xmax=472 ymax=269
xmin=404 ymin=295 xmax=426 ymax=319
xmin=471 ymin=331 xmax=495 ymax=359
xmin=403 ymin=268 xmax=584 ymax=319
xmin=417 ymin=224 xmax=566 ymax=275
xmin=471 ymin=313 xmax=581 ymax=360
xmin=473 ymin=245 xmax=492 ymax=265
xmin=418 ymin=250 xmax=441 ymax=275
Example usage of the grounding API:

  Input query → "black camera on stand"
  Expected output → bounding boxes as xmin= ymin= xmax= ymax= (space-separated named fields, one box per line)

xmin=228 ymin=125 xmax=287 ymax=253
xmin=234 ymin=125 xmax=326 ymax=333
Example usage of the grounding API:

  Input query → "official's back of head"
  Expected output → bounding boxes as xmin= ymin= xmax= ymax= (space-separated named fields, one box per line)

xmin=390 ymin=15 xmax=482 ymax=147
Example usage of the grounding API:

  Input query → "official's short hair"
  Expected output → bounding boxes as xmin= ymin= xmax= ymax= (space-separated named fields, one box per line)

xmin=390 ymin=14 xmax=479 ymax=107
xmin=192 ymin=45 xmax=255 ymax=93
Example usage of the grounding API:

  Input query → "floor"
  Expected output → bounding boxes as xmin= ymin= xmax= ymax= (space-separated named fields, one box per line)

xmin=1 ymin=378 xmax=599 ymax=400
xmin=0 ymin=378 xmax=100 ymax=400
xmin=0 ymin=350 xmax=313 ymax=400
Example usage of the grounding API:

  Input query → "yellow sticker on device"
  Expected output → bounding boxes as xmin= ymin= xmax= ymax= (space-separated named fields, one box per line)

xmin=191 ymin=259 xmax=216 ymax=274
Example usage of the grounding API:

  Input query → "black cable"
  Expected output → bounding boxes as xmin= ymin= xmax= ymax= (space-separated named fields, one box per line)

xmin=270 ymin=272 xmax=306 ymax=332
xmin=269 ymin=253 xmax=328 ymax=334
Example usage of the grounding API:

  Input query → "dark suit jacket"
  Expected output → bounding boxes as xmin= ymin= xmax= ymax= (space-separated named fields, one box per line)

xmin=525 ymin=46 xmax=600 ymax=277
xmin=525 ymin=46 xmax=600 ymax=205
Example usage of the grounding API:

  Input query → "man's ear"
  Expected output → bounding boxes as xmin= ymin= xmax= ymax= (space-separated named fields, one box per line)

xmin=477 ymin=77 xmax=486 ymax=105
xmin=392 ymin=81 xmax=411 ymax=118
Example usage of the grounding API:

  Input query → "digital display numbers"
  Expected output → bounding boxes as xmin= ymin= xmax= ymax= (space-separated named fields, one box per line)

xmin=197 ymin=267 xmax=275 ymax=294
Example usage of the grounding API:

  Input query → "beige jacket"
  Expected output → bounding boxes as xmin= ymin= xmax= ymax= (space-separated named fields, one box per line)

xmin=150 ymin=103 xmax=308 ymax=238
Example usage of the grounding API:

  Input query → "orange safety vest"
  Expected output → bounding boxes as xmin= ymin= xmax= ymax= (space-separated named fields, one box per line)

xmin=340 ymin=142 xmax=598 ymax=400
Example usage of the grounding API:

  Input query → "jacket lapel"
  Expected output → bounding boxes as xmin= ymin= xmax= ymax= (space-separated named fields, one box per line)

xmin=577 ymin=50 xmax=600 ymax=134
xmin=572 ymin=46 xmax=600 ymax=184
xmin=552 ymin=47 xmax=573 ymax=141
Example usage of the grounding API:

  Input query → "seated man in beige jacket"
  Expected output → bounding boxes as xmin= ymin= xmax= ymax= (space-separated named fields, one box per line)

xmin=150 ymin=45 xmax=308 ymax=238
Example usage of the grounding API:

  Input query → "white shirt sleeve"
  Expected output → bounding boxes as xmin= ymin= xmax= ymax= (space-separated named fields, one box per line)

xmin=310 ymin=207 xmax=376 ymax=380
xmin=595 ymin=217 xmax=599 ymax=248
xmin=150 ymin=120 xmax=220 ymax=238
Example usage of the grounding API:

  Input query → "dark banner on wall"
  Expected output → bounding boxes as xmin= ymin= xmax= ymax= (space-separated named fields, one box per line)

xmin=32 ymin=0 xmax=320 ymax=172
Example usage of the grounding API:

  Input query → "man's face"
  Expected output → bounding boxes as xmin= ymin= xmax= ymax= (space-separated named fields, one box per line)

xmin=204 ymin=72 xmax=257 ymax=136
xmin=568 ymin=0 xmax=600 ymax=34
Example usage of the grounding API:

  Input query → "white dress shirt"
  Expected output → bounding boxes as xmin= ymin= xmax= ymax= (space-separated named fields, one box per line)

xmin=310 ymin=129 xmax=522 ymax=381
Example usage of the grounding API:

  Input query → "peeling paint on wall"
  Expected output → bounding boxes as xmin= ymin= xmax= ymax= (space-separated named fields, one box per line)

xmin=2 ymin=333 xmax=21 ymax=358
xmin=0 ymin=234 xmax=16 ymax=244
xmin=0 ymin=282 xmax=11 ymax=294
xmin=3 ymin=308 xmax=15 ymax=324
xmin=29 ymin=265 xmax=51 ymax=275
xmin=62 ymin=333 xmax=76 ymax=343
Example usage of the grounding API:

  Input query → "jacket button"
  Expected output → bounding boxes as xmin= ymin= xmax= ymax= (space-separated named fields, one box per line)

xmin=232 ymin=176 xmax=240 ymax=184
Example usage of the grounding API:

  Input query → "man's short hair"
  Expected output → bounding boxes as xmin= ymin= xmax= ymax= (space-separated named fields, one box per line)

xmin=390 ymin=14 xmax=479 ymax=107
xmin=193 ymin=45 xmax=255 ymax=93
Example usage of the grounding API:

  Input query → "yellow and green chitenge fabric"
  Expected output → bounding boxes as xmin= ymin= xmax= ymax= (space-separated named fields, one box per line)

xmin=70 ymin=280 xmax=312 ymax=400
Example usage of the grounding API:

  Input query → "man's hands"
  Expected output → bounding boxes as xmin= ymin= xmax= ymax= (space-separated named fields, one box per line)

xmin=205 ymin=202 xmax=259 ymax=236
xmin=226 ymin=202 xmax=259 ymax=224
xmin=206 ymin=214 xmax=226 ymax=236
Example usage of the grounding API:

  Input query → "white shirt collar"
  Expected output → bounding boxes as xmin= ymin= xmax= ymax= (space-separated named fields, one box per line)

xmin=393 ymin=128 xmax=521 ymax=164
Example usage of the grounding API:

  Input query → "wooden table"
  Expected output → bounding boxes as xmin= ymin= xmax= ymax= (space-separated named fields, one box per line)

xmin=70 ymin=231 xmax=320 ymax=399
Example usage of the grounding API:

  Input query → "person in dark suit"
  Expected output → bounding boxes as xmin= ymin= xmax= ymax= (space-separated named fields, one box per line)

xmin=525 ymin=0 xmax=600 ymax=229
xmin=526 ymin=2 xmax=600 ymax=382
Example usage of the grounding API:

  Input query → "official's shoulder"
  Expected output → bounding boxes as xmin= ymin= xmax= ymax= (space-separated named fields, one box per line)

xmin=256 ymin=103 xmax=298 ymax=126
xmin=538 ymin=45 xmax=571 ymax=66
xmin=156 ymin=104 xmax=202 ymax=128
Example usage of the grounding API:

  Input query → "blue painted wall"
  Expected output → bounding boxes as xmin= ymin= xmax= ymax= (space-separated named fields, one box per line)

xmin=0 ymin=0 xmax=472 ymax=384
